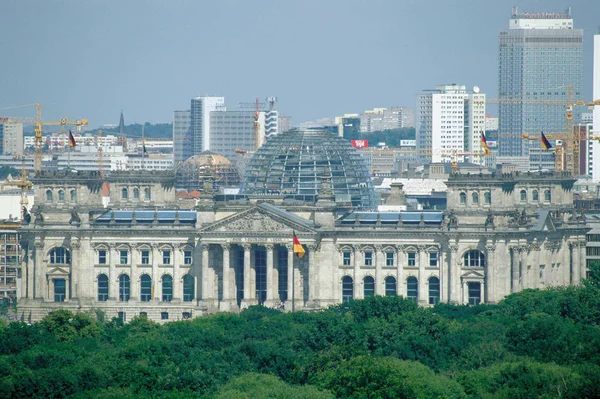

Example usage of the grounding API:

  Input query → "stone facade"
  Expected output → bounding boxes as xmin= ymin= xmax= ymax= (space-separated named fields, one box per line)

xmin=17 ymin=170 xmax=588 ymax=323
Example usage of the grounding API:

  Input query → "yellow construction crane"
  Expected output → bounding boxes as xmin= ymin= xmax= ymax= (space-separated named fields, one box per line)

xmin=0 ymin=103 xmax=88 ymax=174
xmin=3 ymin=158 xmax=32 ymax=220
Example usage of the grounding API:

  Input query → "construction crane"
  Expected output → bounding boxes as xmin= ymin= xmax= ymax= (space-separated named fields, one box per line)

xmin=3 ymin=158 xmax=32 ymax=220
xmin=0 ymin=103 xmax=88 ymax=174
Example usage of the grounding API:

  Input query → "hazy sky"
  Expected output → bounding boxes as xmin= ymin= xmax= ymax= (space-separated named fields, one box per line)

xmin=1 ymin=0 xmax=599 ymax=127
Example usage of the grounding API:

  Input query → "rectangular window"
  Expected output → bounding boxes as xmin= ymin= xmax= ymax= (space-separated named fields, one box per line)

xmin=161 ymin=312 xmax=169 ymax=320
xmin=386 ymin=252 xmax=394 ymax=266
xmin=184 ymin=250 xmax=192 ymax=265
xmin=364 ymin=251 xmax=373 ymax=266
xmin=118 ymin=312 xmax=126 ymax=322
xmin=139 ymin=312 xmax=147 ymax=317
xmin=54 ymin=278 xmax=66 ymax=302
xmin=141 ymin=250 xmax=150 ymax=265
xmin=343 ymin=251 xmax=351 ymax=266
xmin=98 ymin=250 xmax=107 ymax=265
xmin=119 ymin=250 xmax=128 ymax=265
xmin=162 ymin=250 xmax=171 ymax=265
xmin=182 ymin=312 xmax=192 ymax=320
xmin=408 ymin=252 xmax=416 ymax=267
xmin=429 ymin=252 xmax=438 ymax=267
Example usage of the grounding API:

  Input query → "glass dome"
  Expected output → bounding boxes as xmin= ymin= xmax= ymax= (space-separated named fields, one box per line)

xmin=240 ymin=127 xmax=376 ymax=209
xmin=177 ymin=151 xmax=240 ymax=191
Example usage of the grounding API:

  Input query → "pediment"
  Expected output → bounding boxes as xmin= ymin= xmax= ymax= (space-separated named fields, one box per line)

xmin=461 ymin=270 xmax=485 ymax=279
xmin=47 ymin=266 xmax=70 ymax=276
xmin=201 ymin=206 xmax=315 ymax=234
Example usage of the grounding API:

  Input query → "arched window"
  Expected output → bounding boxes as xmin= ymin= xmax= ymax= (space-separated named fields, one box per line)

xmin=463 ymin=250 xmax=486 ymax=267
xmin=363 ymin=276 xmax=375 ymax=297
xmin=544 ymin=189 xmax=551 ymax=202
xmin=140 ymin=274 xmax=152 ymax=302
xmin=121 ymin=188 xmax=128 ymax=200
xmin=459 ymin=192 xmax=467 ymax=204
xmin=385 ymin=276 xmax=397 ymax=297
xmin=162 ymin=275 xmax=173 ymax=302
xmin=49 ymin=247 xmax=71 ymax=264
xmin=58 ymin=190 xmax=65 ymax=201
xmin=133 ymin=188 xmax=140 ymax=200
xmin=472 ymin=192 xmax=479 ymax=204
xmin=70 ymin=189 xmax=77 ymax=202
xmin=520 ymin=189 xmax=527 ymax=202
xmin=407 ymin=276 xmax=418 ymax=301
xmin=342 ymin=276 xmax=353 ymax=303
xmin=119 ymin=274 xmax=130 ymax=302
xmin=428 ymin=277 xmax=440 ymax=305
xmin=46 ymin=190 xmax=53 ymax=201
xmin=532 ymin=190 xmax=539 ymax=201
xmin=97 ymin=274 xmax=109 ymax=301
xmin=144 ymin=187 xmax=151 ymax=201
xmin=183 ymin=274 xmax=195 ymax=302
xmin=484 ymin=191 xmax=491 ymax=205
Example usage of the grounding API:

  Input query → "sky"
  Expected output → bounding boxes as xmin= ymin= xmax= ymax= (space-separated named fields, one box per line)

xmin=1 ymin=0 xmax=599 ymax=128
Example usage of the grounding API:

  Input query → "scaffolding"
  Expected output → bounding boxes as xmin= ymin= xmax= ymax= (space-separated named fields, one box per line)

xmin=0 ymin=224 xmax=20 ymax=298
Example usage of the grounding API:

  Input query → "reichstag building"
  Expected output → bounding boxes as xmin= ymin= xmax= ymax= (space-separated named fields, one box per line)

xmin=18 ymin=128 xmax=588 ymax=323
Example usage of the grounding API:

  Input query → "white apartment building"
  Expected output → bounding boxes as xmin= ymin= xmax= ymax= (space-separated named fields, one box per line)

xmin=190 ymin=96 xmax=226 ymax=154
xmin=417 ymin=84 xmax=486 ymax=165
xmin=592 ymin=32 xmax=600 ymax=181
xmin=360 ymin=107 xmax=414 ymax=132
xmin=0 ymin=123 xmax=24 ymax=156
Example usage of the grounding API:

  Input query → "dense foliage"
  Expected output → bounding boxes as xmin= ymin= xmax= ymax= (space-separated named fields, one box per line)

xmin=2 ymin=278 xmax=600 ymax=398
xmin=357 ymin=127 xmax=415 ymax=147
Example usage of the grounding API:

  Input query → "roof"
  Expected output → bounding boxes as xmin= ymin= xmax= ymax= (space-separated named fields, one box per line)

xmin=338 ymin=211 xmax=444 ymax=226
xmin=94 ymin=210 xmax=196 ymax=225
xmin=379 ymin=178 xmax=447 ymax=196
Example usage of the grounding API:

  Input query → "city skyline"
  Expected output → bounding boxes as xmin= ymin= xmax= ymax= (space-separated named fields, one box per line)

xmin=1 ymin=0 xmax=599 ymax=127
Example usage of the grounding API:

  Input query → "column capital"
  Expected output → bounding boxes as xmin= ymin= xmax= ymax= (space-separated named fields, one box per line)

xmin=242 ymin=243 xmax=252 ymax=251
xmin=265 ymin=244 xmax=274 ymax=251
xmin=485 ymin=244 xmax=496 ymax=252
xmin=34 ymin=241 xmax=44 ymax=250
xmin=449 ymin=244 xmax=459 ymax=253
xmin=71 ymin=240 xmax=81 ymax=250
xmin=221 ymin=243 xmax=231 ymax=251
xmin=201 ymin=244 xmax=210 ymax=251
xmin=374 ymin=245 xmax=383 ymax=252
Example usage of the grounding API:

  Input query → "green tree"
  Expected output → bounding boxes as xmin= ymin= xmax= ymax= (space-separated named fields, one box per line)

xmin=215 ymin=373 xmax=333 ymax=399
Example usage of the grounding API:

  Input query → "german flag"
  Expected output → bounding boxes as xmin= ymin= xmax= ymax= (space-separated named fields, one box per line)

xmin=68 ymin=130 xmax=76 ymax=149
xmin=293 ymin=231 xmax=305 ymax=259
xmin=481 ymin=132 xmax=491 ymax=155
xmin=541 ymin=132 xmax=552 ymax=151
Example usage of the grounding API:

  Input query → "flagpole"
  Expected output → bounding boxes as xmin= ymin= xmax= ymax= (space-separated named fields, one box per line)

xmin=141 ymin=124 xmax=145 ymax=170
xmin=292 ymin=252 xmax=295 ymax=312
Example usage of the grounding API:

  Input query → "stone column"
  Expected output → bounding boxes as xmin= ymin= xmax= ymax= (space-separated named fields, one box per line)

xmin=307 ymin=244 xmax=317 ymax=305
xmin=32 ymin=241 xmax=43 ymax=299
xmin=562 ymin=239 xmax=570 ymax=285
xmin=273 ymin=245 xmax=280 ymax=303
xmin=286 ymin=244 xmax=294 ymax=311
xmin=375 ymin=245 xmax=383 ymax=296
xmin=64 ymin=276 xmax=70 ymax=302
xmin=418 ymin=246 xmax=427 ymax=305
xmin=485 ymin=243 xmax=495 ymax=303
xmin=129 ymin=246 xmax=138 ymax=301
xmin=520 ymin=245 xmax=529 ymax=289
xmin=353 ymin=247 xmax=361 ymax=300
xmin=220 ymin=243 xmax=236 ymax=311
xmin=265 ymin=244 xmax=274 ymax=307
xmin=511 ymin=246 xmax=520 ymax=293
xmin=172 ymin=246 xmax=181 ymax=301
xmin=449 ymin=243 xmax=460 ymax=304
xmin=70 ymin=240 xmax=80 ymax=300
xmin=109 ymin=244 xmax=117 ymax=301
xmin=241 ymin=244 xmax=256 ymax=308
xmin=463 ymin=280 xmax=468 ymax=305
xmin=531 ymin=243 xmax=541 ymax=289
xmin=571 ymin=242 xmax=580 ymax=284
xmin=201 ymin=244 xmax=210 ymax=300
xmin=396 ymin=246 xmax=404 ymax=296
xmin=579 ymin=241 xmax=587 ymax=282
xmin=152 ymin=244 xmax=160 ymax=301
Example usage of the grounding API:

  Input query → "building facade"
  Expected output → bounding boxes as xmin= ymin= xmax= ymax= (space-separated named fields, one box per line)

xmin=360 ymin=107 xmax=414 ymax=133
xmin=417 ymin=84 xmax=486 ymax=165
xmin=498 ymin=7 xmax=583 ymax=158
xmin=209 ymin=111 xmax=266 ymax=161
xmin=173 ymin=110 xmax=191 ymax=166
xmin=592 ymin=32 xmax=600 ymax=181
xmin=190 ymin=96 xmax=225 ymax=155
xmin=0 ymin=123 xmax=24 ymax=156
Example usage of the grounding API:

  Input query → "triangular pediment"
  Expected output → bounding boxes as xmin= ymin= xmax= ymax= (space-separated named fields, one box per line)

xmin=47 ymin=266 xmax=70 ymax=276
xmin=461 ymin=270 xmax=485 ymax=279
xmin=201 ymin=205 xmax=316 ymax=234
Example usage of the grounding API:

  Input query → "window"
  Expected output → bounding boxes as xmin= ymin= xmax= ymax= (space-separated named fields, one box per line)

xmin=58 ymin=190 xmax=65 ymax=201
xmin=342 ymin=276 xmax=353 ymax=303
xmin=182 ymin=312 xmax=192 ymax=320
xmin=162 ymin=250 xmax=171 ymax=265
xmin=544 ymin=189 xmax=551 ymax=202
xmin=162 ymin=275 xmax=173 ymax=302
xmin=133 ymin=188 xmax=140 ymax=200
xmin=119 ymin=250 xmax=128 ymax=265
xmin=119 ymin=274 xmax=130 ymax=302
xmin=141 ymin=250 xmax=150 ymax=265
xmin=46 ymin=190 xmax=53 ymax=201
xmin=118 ymin=312 xmax=126 ymax=322
xmin=463 ymin=250 xmax=486 ymax=267
xmin=121 ymin=188 xmax=128 ymax=200
xmin=98 ymin=249 xmax=107 ymax=265
xmin=408 ymin=252 xmax=416 ymax=267
xmin=144 ymin=187 xmax=151 ymax=200
xmin=428 ymin=277 xmax=440 ymax=305
xmin=343 ymin=251 xmax=351 ymax=266
xmin=70 ymin=190 xmax=77 ymax=202
xmin=386 ymin=252 xmax=394 ymax=266
xmin=54 ymin=278 xmax=66 ymax=302
xmin=385 ymin=276 xmax=396 ymax=296
xmin=532 ymin=190 xmax=539 ymax=201
xmin=472 ymin=192 xmax=479 ymax=204
xmin=407 ymin=277 xmax=418 ymax=301
xmin=468 ymin=282 xmax=481 ymax=305
xmin=520 ymin=190 xmax=527 ymax=202
xmin=139 ymin=312 xmax=147 ymax=318
xmin=161 ymin=312 xmax=169 ymax=320
xmin=363 ymin=276 xmax=375 ymax=297
xmin=49 ymin=247 xmax=71 ymax=264
xmin=429 ymin=252 xmax=438 ymax=267
xmin=183 ymin=274 xmax=195 ymax=302
xmin=140 ymin=274 xmax=152 ymax=302
xmin=459 ymin=192 xmax=467 ymax=204
xmin=364 ymin=251 xmax=373 ymax=266
xmin=184 ymin=250 xmax=192 ymax=265
xmin=97 ymin=274 xmax=108 ymax=301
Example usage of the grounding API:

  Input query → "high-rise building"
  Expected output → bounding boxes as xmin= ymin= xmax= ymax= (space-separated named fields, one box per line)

xmin=173 ymin=110 xmax=191 ymax=166
xmin=278 ymin=115 xmax=292 ymax=133
xmin=210 ymin=110 xmax=265 ymax=161
xmin=190 ymin=96 xmax=225 ymax=154
xmin=417 ymin=84 xmax=486 ymax=164
xmin=498 ymin=7 xmax=583 ymax=158
xmin=589 ymin=32 xmax=600 ymax=181
xmin=0 ymin=123 xmax=24 ymax=155
xmin=359 ymin=107 xmax=414 ymax=133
